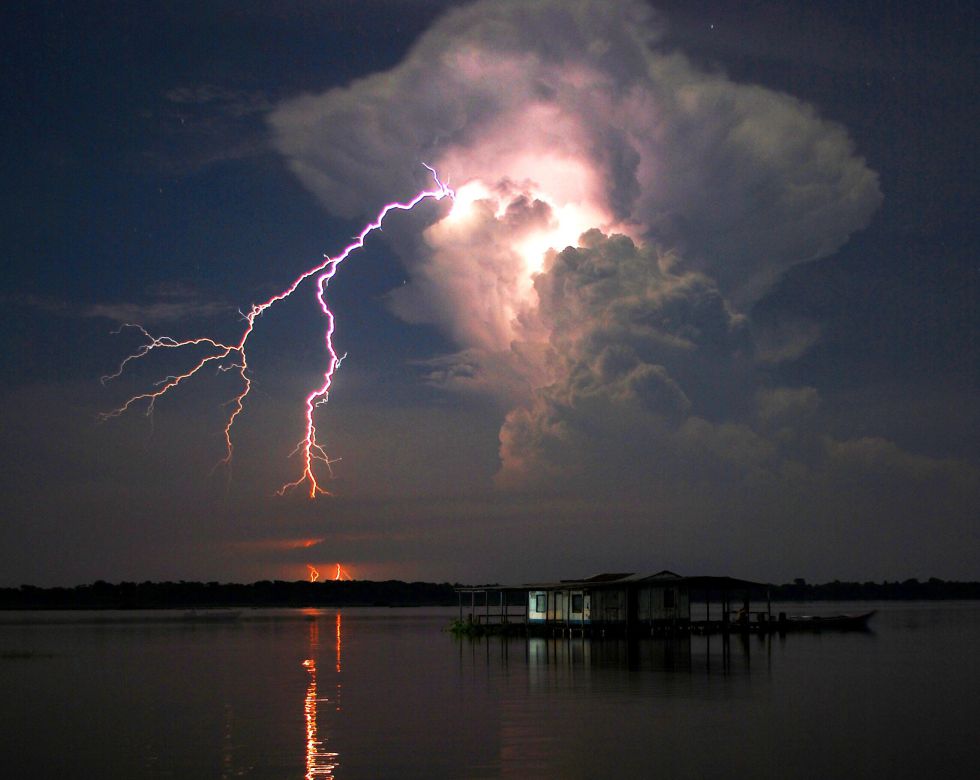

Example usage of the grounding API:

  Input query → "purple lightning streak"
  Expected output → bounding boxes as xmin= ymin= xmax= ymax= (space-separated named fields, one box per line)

xmin=101 ymin=165 xmax=454 ymax=498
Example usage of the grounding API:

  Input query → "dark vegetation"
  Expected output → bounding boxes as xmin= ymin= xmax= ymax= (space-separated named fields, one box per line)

xmin=770 ymin=578 xmax=980 ymax=601
xmin=0 ymin=580 xmax=459 ymax=610
xmin=0 ymin=578 xmax=977 ymax=610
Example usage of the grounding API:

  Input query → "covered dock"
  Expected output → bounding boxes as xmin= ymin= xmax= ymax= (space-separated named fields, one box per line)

xmin=454 ymin=585 xmax=528 ymax=634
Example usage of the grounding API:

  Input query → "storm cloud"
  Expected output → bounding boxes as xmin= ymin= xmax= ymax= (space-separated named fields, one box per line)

xmin=271 ymin=0 xmax=880 ymax=312
xmin=268 ymin=0 xmax=892 ymax=489
xmin=260 ymin=0 xmax=974 ymax=582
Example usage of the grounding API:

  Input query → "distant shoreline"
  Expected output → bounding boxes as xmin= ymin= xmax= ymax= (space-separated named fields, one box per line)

xmin=1 ymin=578 xmax=978 ymax=610
xmin=0 ymin=580 xmax=459 ymax=610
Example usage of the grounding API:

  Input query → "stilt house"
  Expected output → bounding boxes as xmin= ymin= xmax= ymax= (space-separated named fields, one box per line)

xmin=524 ymin=571 xmax=769 ymax=634
xmin=456 ymin=571 xmax=770 ymax=635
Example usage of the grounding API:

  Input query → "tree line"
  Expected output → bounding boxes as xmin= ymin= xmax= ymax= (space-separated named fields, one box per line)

xmin=0 ymin=577 xmax=977 ymax=610
xmin=0 ymin=580 xmax=460 ymax=609
xmin=770 ymin=577 xmax=980 ymax=601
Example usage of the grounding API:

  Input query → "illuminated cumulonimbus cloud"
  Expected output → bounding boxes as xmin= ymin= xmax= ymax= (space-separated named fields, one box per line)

xmin=269 ymin=0 xmax=882 ymax=485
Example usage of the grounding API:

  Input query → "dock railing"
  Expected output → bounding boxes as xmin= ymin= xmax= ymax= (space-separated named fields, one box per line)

xmin=455 ymin=586 xmax=528 ymax=628
xmin=472 ymin=606 xmax=528 ymax=626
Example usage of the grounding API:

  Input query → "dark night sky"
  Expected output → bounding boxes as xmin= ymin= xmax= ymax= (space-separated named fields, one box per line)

xmin=1 ymin=1 xmax=976 ymax=586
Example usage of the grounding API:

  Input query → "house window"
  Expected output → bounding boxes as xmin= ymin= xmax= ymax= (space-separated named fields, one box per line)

xmin=535 ymin=594 xmax=547 ymax=613
xmin=571 ymin=594 xmax=584 ymax=613
xmin=664 ymin=588 xmax=675 ymax=609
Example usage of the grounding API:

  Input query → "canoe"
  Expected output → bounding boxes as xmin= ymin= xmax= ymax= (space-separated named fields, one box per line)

xmin=784 ymin=610 xmax=875 ymax=630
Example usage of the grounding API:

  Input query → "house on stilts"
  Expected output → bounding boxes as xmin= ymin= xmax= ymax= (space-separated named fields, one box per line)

xmin=456 ymin=570 xmax=773 ymax=636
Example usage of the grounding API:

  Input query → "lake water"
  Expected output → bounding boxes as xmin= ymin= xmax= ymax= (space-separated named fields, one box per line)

xmin=1 ymin=601 xmax=977 ymax=778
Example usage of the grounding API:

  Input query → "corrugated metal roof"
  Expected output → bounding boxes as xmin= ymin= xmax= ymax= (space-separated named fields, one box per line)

xmin=524 ymin=573 xmax=769 ymax=590
xmin=458 ymin=573 xmax=771 ymax=593
xmin=677 ymin=575 xmax=769 ymax=590
xmin=578 ymin=572 xmax=635 ymax=583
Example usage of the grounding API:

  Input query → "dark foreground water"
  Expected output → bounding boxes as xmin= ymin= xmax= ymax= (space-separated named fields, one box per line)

xmin=1 ymin=601 xmax=978 ymax=779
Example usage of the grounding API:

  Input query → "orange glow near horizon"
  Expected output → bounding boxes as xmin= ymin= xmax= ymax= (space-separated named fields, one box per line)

xmin=230 ymin=537 xmax=324 ymax=553
xmin=303 ymin=563 xmax=352 ymax=582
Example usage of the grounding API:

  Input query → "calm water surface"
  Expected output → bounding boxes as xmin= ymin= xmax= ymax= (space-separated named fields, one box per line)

xmin=1 ymin=602 xmax=978 ymax=778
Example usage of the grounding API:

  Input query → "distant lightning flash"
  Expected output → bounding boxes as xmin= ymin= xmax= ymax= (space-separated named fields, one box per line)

xmin=102 ymin=166 xmax=453 ymax=497
xmin=308 ymin=563 xmax=350 ymax=582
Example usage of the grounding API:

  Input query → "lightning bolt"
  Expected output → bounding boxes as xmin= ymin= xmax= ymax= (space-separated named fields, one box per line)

xmin=308 ymin=565 xmax=320 ymax=583
xmin=101 ymin=166 xmax=453 ymax=497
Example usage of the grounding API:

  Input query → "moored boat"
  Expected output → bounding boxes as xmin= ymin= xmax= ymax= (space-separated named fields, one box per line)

xmin=783 ymin=610 xmax=875 ymax=630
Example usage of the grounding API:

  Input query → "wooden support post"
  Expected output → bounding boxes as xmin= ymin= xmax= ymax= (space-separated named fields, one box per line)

xmin=626 ymin=587 xmax=633 ymax=637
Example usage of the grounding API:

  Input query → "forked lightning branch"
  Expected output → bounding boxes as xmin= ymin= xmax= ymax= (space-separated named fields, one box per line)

xmin=101 ymin=166 xmax=454 ymax=498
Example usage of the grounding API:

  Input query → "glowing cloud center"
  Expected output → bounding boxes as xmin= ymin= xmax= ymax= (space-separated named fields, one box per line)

xmin=418 ymin=154 xmax=618 ymax=351
xmin=447 ymin=179 xmax=604 ymax=275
